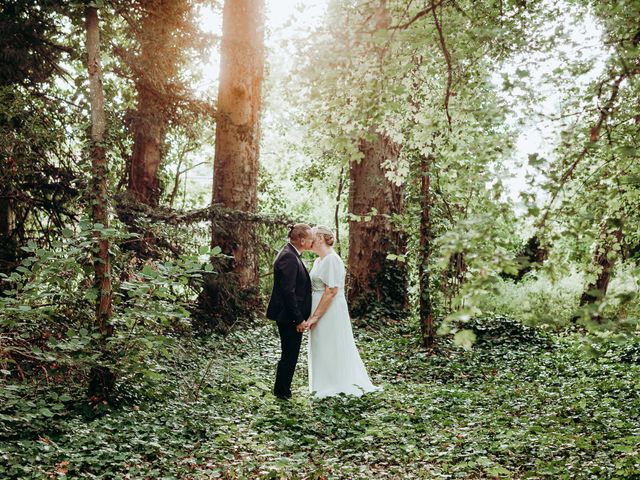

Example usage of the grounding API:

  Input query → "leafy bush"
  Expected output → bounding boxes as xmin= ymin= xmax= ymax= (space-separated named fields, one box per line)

xmin=0 ymin=221 xmax=213 ymax=429
xmin=475 ymin=267 xmax=584 ymax=328
xmin=474 ymin=260 xmax=640 ymax=331
xmin=466 ymin=314 xmax=553 ymax=348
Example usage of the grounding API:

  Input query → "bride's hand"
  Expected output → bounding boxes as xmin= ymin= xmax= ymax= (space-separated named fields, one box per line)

xmin=308 ymin=315 xmax=319 ymax=330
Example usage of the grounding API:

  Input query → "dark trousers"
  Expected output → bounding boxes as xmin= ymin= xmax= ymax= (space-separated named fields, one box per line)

xmin=274 ymin=321 xmax=303 ymax=398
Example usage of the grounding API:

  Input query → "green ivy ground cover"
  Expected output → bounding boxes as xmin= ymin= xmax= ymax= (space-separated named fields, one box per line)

xmin=1 ymin=319 xmax=639 ymax=479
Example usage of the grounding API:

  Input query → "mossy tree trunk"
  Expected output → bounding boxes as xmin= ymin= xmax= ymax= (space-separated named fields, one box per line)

xmin=127 ymin=0 xmax=187 ymax=207
xmin=0 ymin=193 xmax=16 ymax=276
xmin=211 ymin=0 xmax=264 ymax=284
xmin=128 ymin=87 xmax=164 ymax=207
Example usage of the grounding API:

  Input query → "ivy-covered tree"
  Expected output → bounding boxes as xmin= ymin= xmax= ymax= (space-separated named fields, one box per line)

xmin=348 ymin=133 xmax=408 ymax=318
xmin=84 ymin=4 xmax=115 ymax=401
xmin=293 ymin=0 xmax=538 ymax=339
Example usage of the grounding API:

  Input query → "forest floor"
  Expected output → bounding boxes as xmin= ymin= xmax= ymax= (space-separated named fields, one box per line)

xmin=2 ymin=318 xmax=640 ymax=479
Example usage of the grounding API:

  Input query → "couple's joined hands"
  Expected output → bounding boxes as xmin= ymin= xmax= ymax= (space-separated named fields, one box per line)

xmin=296 ymin=316 xmax=319 ymax=333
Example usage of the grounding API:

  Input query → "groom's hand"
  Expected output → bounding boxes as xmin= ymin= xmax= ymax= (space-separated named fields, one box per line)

xmin=296 ymin=321 xmax=308 ymax=332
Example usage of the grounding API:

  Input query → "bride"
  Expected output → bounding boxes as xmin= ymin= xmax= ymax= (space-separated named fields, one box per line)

xmin=304 ymin=225 xmax=381 ymax=399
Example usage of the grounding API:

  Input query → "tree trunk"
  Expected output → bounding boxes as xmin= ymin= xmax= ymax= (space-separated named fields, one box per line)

xmin=196 ymin=0 xmax=265 ymax=329
xmin=126 ymin=1 xmax=177 ymax=207
xmin=579 ymin=219 xmax=623 ymax=320
xmin=419 ymin=154 xmax=435 ymax=347
xmin=211 ymin=0 xmax=264 ymax=287
xmin=442 ymin=252 xmax=467 ymax=311
xmin=0 ymin=193 xmax=17 ymax=276
xmin=85 ymin=6 xmax=114 ymax=401
xmin=334 ymin=166 xmax=345 ymax=256
xmin=501 ymin=235 xmax=548 ymax=282
xmin=347 ymin=132 xmax=408 ymax=318
xmin=128 ymin=88 xmax=164 ymax=206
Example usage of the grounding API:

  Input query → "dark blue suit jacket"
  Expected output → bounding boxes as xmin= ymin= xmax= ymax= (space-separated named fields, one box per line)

xmin=266 ymin=243 xmax=312 ymax=325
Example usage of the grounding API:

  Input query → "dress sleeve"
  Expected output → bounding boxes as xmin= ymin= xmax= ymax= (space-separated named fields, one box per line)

xmin=319 ymin=254 xmax=343 ymax=288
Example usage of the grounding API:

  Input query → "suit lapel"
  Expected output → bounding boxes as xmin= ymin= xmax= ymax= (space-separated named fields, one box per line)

xmin=286 ymin=243 xmax=310 ymax=283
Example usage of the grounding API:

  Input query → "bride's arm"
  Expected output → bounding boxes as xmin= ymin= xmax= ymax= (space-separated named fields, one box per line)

xmin=308 ymin=284 xmax=338 ymax=329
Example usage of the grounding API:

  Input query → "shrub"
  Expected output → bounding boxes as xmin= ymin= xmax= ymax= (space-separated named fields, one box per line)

xmin=0 ymin=221 xmax=212 ymax=419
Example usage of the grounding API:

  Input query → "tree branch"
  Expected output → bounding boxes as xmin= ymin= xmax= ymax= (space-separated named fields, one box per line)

xmin=388 ymin=0 xmax=449 ymax=30
xmin=537 ymin=68 xmax=639 ymax=228
xmin=431 ymin=0 xmax=453 ymax=131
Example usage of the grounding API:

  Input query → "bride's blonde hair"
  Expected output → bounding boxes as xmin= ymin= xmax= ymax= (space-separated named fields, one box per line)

xmin=313 ymin=225 xmax=335 ymax=246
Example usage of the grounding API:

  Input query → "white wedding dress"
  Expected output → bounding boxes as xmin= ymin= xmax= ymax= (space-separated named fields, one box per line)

xmin=308 ymin=251 xmax=381 ymax=399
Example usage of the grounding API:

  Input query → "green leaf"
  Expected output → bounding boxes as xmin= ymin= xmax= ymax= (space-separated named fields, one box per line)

xmin=39 ymin=408 xmax=54 ymax=418
xmin=453 ymin=329 xmax=477 ymax=350
xmin=527 ymin=153 xmax=544 ymax=166
xmin=487 ymin=465 xmax=511 ymax=476
xmin=142 ymin=264 xmax=156 ymax=277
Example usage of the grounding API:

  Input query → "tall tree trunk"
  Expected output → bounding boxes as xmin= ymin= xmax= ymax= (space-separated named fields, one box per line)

xmin=579 ymin=219 xmax=623 ymax=321
xmin=126 ymin=1 xmax=177 ymax=207
xmin=409 ymin=56 xmax=435 ymax=339
xmin=419 ymin=154 xmax=435 ymax=347
xmin=347 ymin=132 xmax=408 ymax=318
xmin=211 ymin=0 xmax=264 ymax=287
xmin=128 ymin=88 xmax=164 ymax=206
xmin=197 ymin=0 xmax=265 ymax=329
xmin=85 ymin=6 xmax=114 ymax=401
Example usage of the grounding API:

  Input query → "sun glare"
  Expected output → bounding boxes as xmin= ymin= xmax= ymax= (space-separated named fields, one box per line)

xmin=195 ymin=0 xmax=328 ymax=95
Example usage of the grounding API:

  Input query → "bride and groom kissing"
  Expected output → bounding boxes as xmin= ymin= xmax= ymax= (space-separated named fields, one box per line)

xmin=266 ymin=223 xmax=381 ymax=400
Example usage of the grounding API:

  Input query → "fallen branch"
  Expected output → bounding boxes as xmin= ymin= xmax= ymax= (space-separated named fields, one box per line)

xmin=115 ymin=192 xmax=297 ymax=228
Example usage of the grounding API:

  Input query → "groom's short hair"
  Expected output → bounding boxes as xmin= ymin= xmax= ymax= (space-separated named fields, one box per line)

xmin=288 ymin=223 xmax=311 ymax=242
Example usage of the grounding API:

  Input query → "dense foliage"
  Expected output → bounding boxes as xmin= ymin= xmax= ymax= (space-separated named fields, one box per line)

xmin=1 ymin=0 xmax=639 ymax=477
xmin=2 ymin=319 xmax=639 ymax=478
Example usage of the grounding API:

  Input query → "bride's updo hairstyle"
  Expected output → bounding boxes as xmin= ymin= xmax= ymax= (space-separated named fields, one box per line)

xmin=314 ymin=225 xmax=335 ymax=246
xmin=288 ymin=223 xmax=311 ymax=242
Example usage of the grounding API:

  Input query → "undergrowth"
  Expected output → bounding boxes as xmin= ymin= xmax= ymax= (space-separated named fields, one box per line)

xmin=1 ymin=317 xmax=639 ymax=479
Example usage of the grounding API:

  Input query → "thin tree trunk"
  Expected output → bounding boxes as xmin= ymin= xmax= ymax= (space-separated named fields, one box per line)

xmin=347 ymin=132 xmax=408 ymax=318
xmin=334 ymin=166 xmax=345 ymax=256
xmin=168 ymin=153 xmax=184 ymax=208
xmin=419 ymin=154 xmax=435 ymax=347
xmin=442 ymin=252 xmax=467 ymax=309
xmin=211 ymin=0 xmax=264 ymax=287
xmin=85 ymin=6 xmax=114 ymax=401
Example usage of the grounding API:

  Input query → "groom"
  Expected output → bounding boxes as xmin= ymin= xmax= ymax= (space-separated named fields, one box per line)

xmin=266 ymin=223 xmax=314 ymax=400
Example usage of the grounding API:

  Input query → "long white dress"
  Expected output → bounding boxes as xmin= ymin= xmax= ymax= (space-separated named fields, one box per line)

xmin=308 ymin=251 xmax=381 ymax=399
